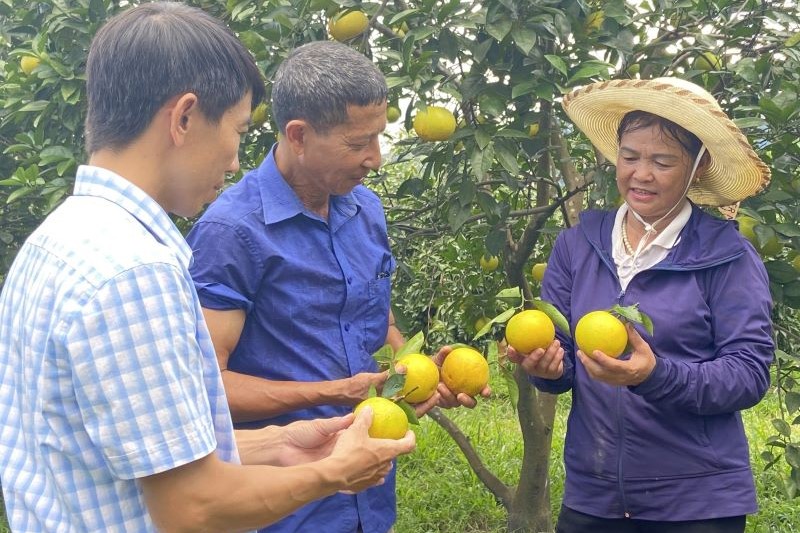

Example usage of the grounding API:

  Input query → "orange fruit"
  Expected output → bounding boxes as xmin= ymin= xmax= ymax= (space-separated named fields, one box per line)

xmin=479 ymin=254 xmax=499 ymax=272
xmin=354 ymin=397 xmax=409 ymax=439
xmin=531 ymin=262 xmax=547 ymax=282
xmin=504 ymin=309 xmax=555 ymax=353
xmin=397 ymin=353 xmax=439 ymax=403
xmin=329 ymin=11 xmax=369 ymax=41
xmin=413 ymin=106 xmax=457 ymax=141
xmin=20 ymin=56 xmax=40 ymax=75
xmin=574 ymin=310 xmax=627 ymax=358
xmin=441 ymin=347 xmax=489 ymax=397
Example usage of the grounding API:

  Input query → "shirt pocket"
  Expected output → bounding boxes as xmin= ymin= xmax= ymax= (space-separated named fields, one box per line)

xmin=362 ymin=276 xmax=392 ymax=353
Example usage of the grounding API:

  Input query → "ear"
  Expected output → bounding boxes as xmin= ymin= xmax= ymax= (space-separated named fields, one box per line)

xmin=168 ymin=93 xmax=200 ymax=147
xmin=694 ymin=150 xmax=711 ymax=182
xmin=283 ymin=119 xmax=311 ymax=156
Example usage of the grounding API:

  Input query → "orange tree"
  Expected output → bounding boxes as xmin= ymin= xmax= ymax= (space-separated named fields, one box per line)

xmin=2 ymin=0 xmax=800 ymax=529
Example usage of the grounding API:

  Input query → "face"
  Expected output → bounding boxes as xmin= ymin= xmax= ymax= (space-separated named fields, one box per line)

xmin=298 ymin=101 xmax=386 ymax=196
xmin=168 ymin=93 xmax=252 ymax=217
xmin=616 ymin=123 xmax=697 ymax=224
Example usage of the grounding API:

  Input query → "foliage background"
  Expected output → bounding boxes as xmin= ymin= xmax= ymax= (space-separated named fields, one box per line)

xmin=2 ymin=0 xmax=800 ymax=530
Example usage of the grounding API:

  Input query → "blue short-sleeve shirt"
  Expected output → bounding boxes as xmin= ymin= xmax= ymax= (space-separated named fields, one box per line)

xmin=186 ymin=148 xmax=396 ymax=533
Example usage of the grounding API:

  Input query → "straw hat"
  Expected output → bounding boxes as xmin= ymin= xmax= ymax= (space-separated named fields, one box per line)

xmin=561 ymin=77 xmax=770 ymax=207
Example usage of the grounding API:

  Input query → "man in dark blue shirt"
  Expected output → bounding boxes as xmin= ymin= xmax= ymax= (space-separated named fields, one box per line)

xmin=186 ymin=41 xmax=489 ymax=533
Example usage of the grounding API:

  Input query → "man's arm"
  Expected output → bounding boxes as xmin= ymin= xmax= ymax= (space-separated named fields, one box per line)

xmin=385 ymin=308 xmax=405 ymax=351
xmin=140 ymin=408 xmax=415 ymax=533
xmin=204 ymin=308 xmax=386 ymax=422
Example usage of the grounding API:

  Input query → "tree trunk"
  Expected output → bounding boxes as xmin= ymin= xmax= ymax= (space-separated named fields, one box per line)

xmin=506 ymin=367 xmax=558 ymax=532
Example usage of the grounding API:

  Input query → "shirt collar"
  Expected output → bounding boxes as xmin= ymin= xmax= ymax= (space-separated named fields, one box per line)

xmin=257 ymin=145 xmax=361 ymax=227
xmin=72 ymin=165 xmax=193 ymax=268
xmin=615 ymin=201 xmax=692 ymax=253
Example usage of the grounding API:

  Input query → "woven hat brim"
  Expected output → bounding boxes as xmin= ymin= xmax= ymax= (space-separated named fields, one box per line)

xmin=562 ymin=79 xmax=770 ymax=207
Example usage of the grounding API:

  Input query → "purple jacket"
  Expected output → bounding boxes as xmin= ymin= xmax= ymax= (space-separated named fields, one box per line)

xmin=534 ymin=205 xmax=773 ymax=521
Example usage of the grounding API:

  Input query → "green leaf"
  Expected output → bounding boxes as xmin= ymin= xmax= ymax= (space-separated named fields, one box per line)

xmin=544 ymin=54 xmax=568 ymax=76
xmin=367 ymin=385 xmax=378 ymax=398
xmin=18 ymin=100 xmax=49 ymax=112
xmin=511 ymin=80 xmax=537 ymax=99
xmin=496 ymin=286 xmax=522 ymax=301
xmin=772 ymin=418 xmax=792 ymax=437
xmin=567 ymin=60 xmax=614 ymax=85
xmin=532 ymin=299 xmax=570 ymax=336
xmin=372 ymin=344 xmax=395 ymax=369
xmin=7 ymin=187 xmax=33 ymax=204
xmin=495 ymin=144 xmax=519 ymax=175
xmin=786 ymin=391 xmax=800 ymax=415
xmin=474 ymin=127 xmax=492 ymax=150
xmin=473 ymin=308 xmax=516 ymax=340
xmin=396 ymin=399 xmax=419 ymax=425
xmin=382 ymin=373 xmax=406 ymax=399
xmin=486 ymin=16 xmax=513 ymax=42
xmin=501 ymin=364 xmax=519 ymax=411
xmin=395 ymin=330 xmax=425 ymax=358
xmin=510 ymin=25 xmax=536 ymax=55
xmin=611 ymin=303 xmax=653 ymax=334
xmin=787 ymin=444 xmax=800 ymax=469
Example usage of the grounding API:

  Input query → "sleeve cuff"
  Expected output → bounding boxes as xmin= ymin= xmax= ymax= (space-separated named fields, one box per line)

xmin=194 ymin=281 xmax=253 ymax=313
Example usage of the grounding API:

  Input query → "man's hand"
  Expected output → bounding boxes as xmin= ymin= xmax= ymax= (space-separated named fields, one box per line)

xmin=274 ymin=416 xmax=354 ymax=467
xmin=328 ymin=406 xmax=416 ymax=493
xmin=432 ymin=346 xmax=491 ymax=409
xmin=576 ymin=323 xmax=656 ymax=386
xmin=507 ymin=339 xmax=565 ymax=380
xmin=342 ymin=371 xmax=389 ymax=405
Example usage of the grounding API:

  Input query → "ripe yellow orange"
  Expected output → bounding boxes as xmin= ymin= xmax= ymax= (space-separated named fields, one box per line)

xmin=504 ymin=309 xmax=555 ymax=353
xmin=413 ymin=106 xmax=457 ymax=142
xmin=354 ymin=397 xmax=409 ymax=439
xmin=528 ymin=123 xmax=540 ymax=137
xmin=397 ymin=353 xmax=439 ymax=403
xmin=20 ymin=56 xmax=40 ymax=75
xmin=694 ymin=51 xmax=721 ymax=71
xmin=531 ymin=262 xmax=547 ymax=282
xmin=441 ymin=347 xmax=489 ymax=397
xmin=329 ymin=10 xmax=369 ymax=41
xmin=793 ymin=255 xmax=800 ymax=273
xmin=575 ymin=310 xmax=628 ymax=358
xmin=479 ymin=254 xmax=499 ymax=272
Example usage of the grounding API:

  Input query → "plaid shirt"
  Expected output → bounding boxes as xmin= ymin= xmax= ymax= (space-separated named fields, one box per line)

xmin=0 ymin=165 xmax=238 ymax=532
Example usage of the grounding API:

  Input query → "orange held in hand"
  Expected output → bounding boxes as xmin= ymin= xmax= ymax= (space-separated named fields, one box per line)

xmin=505 ymin=309 xmax=555 ymax=353
xmin=441 ymin=347 xmax=489 ymax=397
xmin=575 ymin=310 xmax=628 ymax=358
xmin=397 ymin=353 xmax=439 ymax=403
xmin=354 ymin=397 xmax=409 ymax=440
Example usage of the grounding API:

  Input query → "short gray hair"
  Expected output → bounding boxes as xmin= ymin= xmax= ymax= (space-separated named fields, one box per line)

xmin=271 ymin=41 xmax=387 ymax=133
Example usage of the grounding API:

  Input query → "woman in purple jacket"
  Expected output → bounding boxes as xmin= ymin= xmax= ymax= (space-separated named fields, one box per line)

xmin=509 ymin=77 xmax=774 ymax=533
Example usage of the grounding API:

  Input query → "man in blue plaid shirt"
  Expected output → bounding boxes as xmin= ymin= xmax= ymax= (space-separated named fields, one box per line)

xmin=0 ymin=4 xmax=415 ymax=532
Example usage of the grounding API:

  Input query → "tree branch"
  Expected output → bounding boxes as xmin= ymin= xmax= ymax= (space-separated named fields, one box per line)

xmin=426 ymin=407 xmax=514 ymax=508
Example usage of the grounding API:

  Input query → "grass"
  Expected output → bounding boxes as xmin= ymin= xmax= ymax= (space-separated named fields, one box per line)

xmin=0 ymin=377 xmax=795 ymax=532
xmin=395 ymin=373 xmax=800 ymax=533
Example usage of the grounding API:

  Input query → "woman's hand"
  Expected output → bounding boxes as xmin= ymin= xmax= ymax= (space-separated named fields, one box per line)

xmin=507 ymin=339 xmax=565 ymax=380
xmin=577 ymin=323 xmax=656 ymax=386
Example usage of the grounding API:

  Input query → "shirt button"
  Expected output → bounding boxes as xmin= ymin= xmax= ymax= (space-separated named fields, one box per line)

xmin=344 ymin=323 xmax=350 ymax=332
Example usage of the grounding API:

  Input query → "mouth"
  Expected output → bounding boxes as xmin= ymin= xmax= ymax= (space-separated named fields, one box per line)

xmin=629 ymin=187 xmax=655 ymax=197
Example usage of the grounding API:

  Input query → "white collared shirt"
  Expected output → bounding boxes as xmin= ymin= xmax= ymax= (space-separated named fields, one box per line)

xmin=611 ymin=202 xmax=692 ymax=291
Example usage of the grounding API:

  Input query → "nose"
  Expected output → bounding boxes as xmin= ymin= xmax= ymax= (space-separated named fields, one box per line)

xmin=630 ymin=160 xmax=654 ymax=182
xmin=363 ymin=136 xmax=382 ymax=171
xmin=228 ymin=152 xmax=241 ymax=174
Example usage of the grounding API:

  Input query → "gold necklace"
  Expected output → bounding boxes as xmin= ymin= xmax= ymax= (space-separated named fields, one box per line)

xmin=621 ymin=216 xmax=635 ymax=255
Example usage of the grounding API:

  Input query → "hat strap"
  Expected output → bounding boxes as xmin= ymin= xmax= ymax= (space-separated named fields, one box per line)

xmin=627 ymin=145 xmax=707 ymax=258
